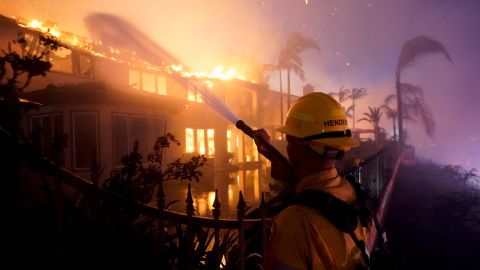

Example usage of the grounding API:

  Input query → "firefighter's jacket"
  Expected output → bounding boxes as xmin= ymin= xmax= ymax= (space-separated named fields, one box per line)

xmin=269 ymin=167 xmax=371 ymax=270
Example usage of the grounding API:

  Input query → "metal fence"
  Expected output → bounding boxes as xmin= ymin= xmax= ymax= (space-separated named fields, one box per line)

xmin=18 ymin=141 xmax=398 ymax=269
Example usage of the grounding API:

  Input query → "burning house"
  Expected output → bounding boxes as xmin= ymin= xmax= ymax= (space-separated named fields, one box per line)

xmin=0 ymin=14 xmax=297 ymax=183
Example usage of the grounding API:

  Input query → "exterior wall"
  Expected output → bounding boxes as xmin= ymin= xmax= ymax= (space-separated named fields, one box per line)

xmin=2 ymin=15 xmax=282 ymax=183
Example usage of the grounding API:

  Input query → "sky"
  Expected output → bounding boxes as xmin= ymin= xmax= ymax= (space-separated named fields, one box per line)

xmin=1 ymin=0 xmax=479 ymax=169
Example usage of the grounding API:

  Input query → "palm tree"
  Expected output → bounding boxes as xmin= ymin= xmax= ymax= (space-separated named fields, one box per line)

xmin=358 ymin=106 xmax=383 ymax=142
xmin=395 ymin=35 xmax=451 ymax=145
xmin=328 ymin=86 xmax=351 ymax=107
xmin=350 ymin=87 xmax=367 ymax=129
xmin=401 ymin=82 xmax=436 ymax=139
xmin=381 ymin=94 xmax=398 ymax=141
xmin=278 ymin=32 xmax=319 ymax=111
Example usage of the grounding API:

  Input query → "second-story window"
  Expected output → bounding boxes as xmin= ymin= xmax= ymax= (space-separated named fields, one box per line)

xmin=50 ymin=46 xmax=73 ymax=74
xmin=76 ymin=54 xmax=93 ymax=77
xmin=142 ymin=73 xmax=156 ymax=93
xmin=187 ymin=83 xmax=203 ymax=103
xmin=129 ymin=70 xmax=168 ymax=95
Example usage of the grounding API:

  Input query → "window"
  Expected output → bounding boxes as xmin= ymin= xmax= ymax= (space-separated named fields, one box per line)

xmin=142 ymin=73 xmax=156 ymax=93
xmin=157 ymin=76 xmax=167 ymax=95
xmin=129 ymin=70 xmax=141 ymax=89
xmin=129 ymin=70 xmax=168 ymax=95
xmin=197 ymin=129 xmax=205 ymax=155
xmin=50 ymin=47 xmax=73 ymax=74
xmin=72 ymin=112 xmax=98 ymax=170
xmin=112 ymin=114 xmax=167 ymax=167
xmin=29 ymin=113 xmax=63 ymax=163
xmin=187 ymin=83 xmax=203 ymax=103
xmin=185 ymin=128 xmax=215 ymax=157
xmin=77 ymin=54 xmax=93 ymax=77
xmin=113 ymin=114 xmax=129 ymax=167
xmin=151 ymin=117 xmax=167 ymax=142
xmin=186 ymin=128 xmax=195 ymax=153
xmin=130 ymin=116 xmax=150 ymax=158
xmin=226 ymin=129 xmax=232 ymax=153
xmin=207 ymin=129 xmax=215 ymax=156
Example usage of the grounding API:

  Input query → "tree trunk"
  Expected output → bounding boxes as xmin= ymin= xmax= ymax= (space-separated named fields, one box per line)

xmin=393 ymin=116 xmax=397 ymax=142
xmin=396 ymin=78 xmax=404 ymax=147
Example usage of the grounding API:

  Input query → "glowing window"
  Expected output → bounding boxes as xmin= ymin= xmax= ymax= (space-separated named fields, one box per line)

xmin=185 ymin=128 xmax=194 ymax=153
xmin=237 ymin=135 xmax=243 ymax=163
xmin=157 ymin=76 xmax=167 ymax=95
xmin=196 ymin=91 xmax=204 ymax=103
xmin=188 ymin=84 xmax=196 ymax=101
xmin=207 ymin=129 xmax=215 ymax=156
xmin=253 ymin=138 xmax=259 ymax=161
xmin=226 ymin=129 xmax=232 ymax=152
xmin=129 ymin=70 xmax=140 ymax=89
xmin=197 ymin=129 xmax=205 ymax=155
xmin=187 ymin=83 xmax=203 ymax=103
xmin=50 ymin=47 xmax=72 ymax=74
xmin=142 ymin=73 xmax=156 ymax=93
xmin=78 ymin=54 xmax=93 ymax=77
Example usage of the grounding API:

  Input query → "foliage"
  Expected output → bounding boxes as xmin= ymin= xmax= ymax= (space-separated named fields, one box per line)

xmin=395 ymin=35 xmax=451 ymax=144
xmin=358 ymin=106 xmax=384 ymax=142
xmin=277 ymin=31 xmax=320 ymax=80
xmin=104 ymin=133 xmax=207 ymax=205
xmin=395 ymin=35 xmax=452 ymax=78
xmin=0 ymin=33 xmax=62 ymax=135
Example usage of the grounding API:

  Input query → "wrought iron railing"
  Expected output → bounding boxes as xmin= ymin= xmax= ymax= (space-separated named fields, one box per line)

xmin=18 ymin=140 xmax=398 ymax=269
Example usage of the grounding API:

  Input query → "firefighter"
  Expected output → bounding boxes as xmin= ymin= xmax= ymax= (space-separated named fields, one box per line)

xmin=253 ymin=92 xmax=371 ymax=270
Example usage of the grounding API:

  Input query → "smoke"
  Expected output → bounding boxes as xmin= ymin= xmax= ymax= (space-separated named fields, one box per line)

xmin=1 ymin=0 xmax=479 ymax=169
xmin=84 ymin=13 xmax=181 ymax=66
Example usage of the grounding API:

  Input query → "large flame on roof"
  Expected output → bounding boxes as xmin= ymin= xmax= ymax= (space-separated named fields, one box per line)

xmin=14 ymin=16 xmax=254 ymax=84
xmin=171 ymin=64 xmax=249 ymax=82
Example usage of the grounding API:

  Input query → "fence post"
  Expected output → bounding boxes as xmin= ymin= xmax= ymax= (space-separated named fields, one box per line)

xmin=260 ymin=192 xmax=269 ymax=268
xmin=236 ymin=191 xmax=246 ymax=270
xmin=186 ymin=183 xmax=194 ymax=216
xmin=212 ymin=189 xmax=221 ymax=267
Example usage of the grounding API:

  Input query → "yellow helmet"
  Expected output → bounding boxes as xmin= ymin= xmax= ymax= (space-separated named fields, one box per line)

xmin=277 ymin=92 xmax=359 ymax=151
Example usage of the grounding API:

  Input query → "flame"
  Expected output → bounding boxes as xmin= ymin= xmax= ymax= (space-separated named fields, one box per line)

xmin=27 ymin=19 xmax=61 ymax=38
xmin=172 ymin=64 xmax=251 ymax=83
xmin=15 ymin=17 xmax=256 ymax=85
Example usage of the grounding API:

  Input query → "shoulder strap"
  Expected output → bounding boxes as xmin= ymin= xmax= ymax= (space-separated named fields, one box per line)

xmin=291 ymin=189 xmax=371 ymax=267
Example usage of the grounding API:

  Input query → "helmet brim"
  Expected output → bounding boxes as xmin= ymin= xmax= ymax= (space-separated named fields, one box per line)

xmin=276 ymin=125 xmax=360 ymax=150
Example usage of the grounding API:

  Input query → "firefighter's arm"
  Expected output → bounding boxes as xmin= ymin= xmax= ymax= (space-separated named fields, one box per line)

xmin=252 ymin=129 xmax=297 ymax=184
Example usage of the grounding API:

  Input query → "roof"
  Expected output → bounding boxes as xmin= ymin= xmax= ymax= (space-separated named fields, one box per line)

xmin=22 ymin=82 xmax=186 ymax=115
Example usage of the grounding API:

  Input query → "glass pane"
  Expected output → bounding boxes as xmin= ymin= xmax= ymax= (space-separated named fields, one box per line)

xmin=207 ymin=129 xmax=215 ymax=156
xmin=130 ymin=116 xmax=150 ymax=158
xmin=129 ymin=70 xmax=140 ymax=89
xmin=157 ymin=76 xmax=167 ymax=95
xmin=197 ymin=129 xmax=205 ymax=155
xmin=188 ymin=84 xmax=196 ymax=101
xmin=151 ymin=117 xmax=166 ymax=143
xmin=142 ymin=73 xmax=156 ymax=93
xmin=113 ymin=114 xmax=129 ymax=167
xmin=50 ymin=47 xmax=72 ymax=73
xmin=226 ymin=129 xmax=232 ymax=152
xmin=78 ymin=54 xmax=93 ymax=77
xmin=185 ymin=128 xmax=194 ymax=153
xmin=73 ymin=113 xmax=98 ymax=169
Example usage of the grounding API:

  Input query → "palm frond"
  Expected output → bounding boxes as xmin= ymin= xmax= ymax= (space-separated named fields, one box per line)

xmin=384 ymin=94 xmax=397 ymax=106
xmin=357 ymin=117 xmax=371 ymax=123
xmin=396 ymin=35 xmax=452 ymax=77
